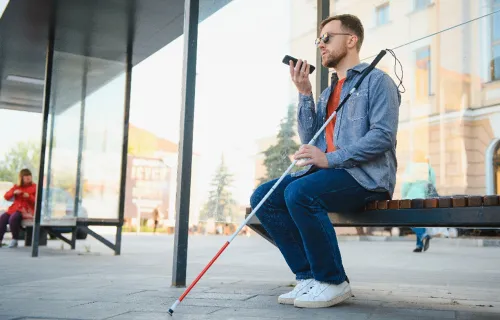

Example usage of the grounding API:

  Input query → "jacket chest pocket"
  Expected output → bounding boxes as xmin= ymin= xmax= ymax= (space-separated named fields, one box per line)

xmin=346 ymin=89 xmax=369 ymax=121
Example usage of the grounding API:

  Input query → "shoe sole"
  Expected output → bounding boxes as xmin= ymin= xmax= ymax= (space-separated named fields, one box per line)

xmin=293 ymin=290 xmax=352 ymax=308
xmin=278 ymin=297 xmax=295 ymax=305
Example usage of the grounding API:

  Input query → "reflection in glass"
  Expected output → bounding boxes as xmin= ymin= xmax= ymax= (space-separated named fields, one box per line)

xmin=42 ymin=52 xmax=83 ymax=225
xmin=42 ymin=51 xmax=126 ymax=224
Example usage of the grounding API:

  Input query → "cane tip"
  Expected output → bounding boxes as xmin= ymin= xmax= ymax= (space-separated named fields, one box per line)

xmin=168 ymin=309 xmax=174 ymax=316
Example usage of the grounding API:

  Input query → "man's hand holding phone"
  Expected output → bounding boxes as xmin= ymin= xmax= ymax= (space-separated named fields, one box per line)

xmin=289 ymin=59 xmax=313 ymax=96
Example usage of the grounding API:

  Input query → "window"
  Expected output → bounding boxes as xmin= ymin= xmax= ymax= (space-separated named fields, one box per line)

xmin=415 ymin=46 xmax=431 ymax=101
xmin=376 ymin=3 xmax=389 ymax=26
xmin=491 ymin=0 xmax=500 ymax=81
xmin=414 ymin=0 xmax=431 ymax=11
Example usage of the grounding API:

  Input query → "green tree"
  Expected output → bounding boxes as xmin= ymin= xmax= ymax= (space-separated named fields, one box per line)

xmin=0 ymin=141 xmax=40 ymax=183
xmin=199 ymin=155 xmax=238 ymax=223
xmin=259 ymin=104 xmax=300 ymax=184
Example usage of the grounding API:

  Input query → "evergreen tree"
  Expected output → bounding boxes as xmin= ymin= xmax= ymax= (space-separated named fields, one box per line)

xmin=259 ymin=104 xmax=300 ymax=184
xmin=199 ymin=154 xmax=238 ymax=223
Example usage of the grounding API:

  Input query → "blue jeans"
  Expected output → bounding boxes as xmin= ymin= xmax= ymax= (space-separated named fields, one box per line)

xmin=250 ymin=168 xmax=389 ymax=285
xmin=412 ymin=227 xmax=427 ymax=248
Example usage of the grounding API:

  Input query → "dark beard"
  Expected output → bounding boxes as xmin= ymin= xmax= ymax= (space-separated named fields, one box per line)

xmin=322 ymin=48 xmax=348 ymax=68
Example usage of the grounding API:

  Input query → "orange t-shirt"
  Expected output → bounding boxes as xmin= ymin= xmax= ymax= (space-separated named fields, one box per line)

xmin=325 ymin=78 xmax=345 ymax=153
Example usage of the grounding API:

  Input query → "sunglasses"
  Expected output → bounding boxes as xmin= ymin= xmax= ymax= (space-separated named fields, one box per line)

xmin=315 ymin=32 xmax=352 ymax=47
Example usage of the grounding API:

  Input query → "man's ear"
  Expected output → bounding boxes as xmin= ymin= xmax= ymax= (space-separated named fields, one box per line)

xmin=347 ymin=35 xmax=358 ymax=49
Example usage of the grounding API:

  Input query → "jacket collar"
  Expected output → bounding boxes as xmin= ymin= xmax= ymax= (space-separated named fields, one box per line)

xmin=330 ymin=62 xmax=370 ymax=83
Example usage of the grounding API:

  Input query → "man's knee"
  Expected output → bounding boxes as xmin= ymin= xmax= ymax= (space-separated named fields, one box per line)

xmin=250 ymin=183 xmax=268 ymax=210
xmin=284 ymin=181 xmax=310 ymax=209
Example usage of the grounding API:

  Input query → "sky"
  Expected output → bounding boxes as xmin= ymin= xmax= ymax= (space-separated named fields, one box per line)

xmin=128 ymin=0 xmax=304 ymax=207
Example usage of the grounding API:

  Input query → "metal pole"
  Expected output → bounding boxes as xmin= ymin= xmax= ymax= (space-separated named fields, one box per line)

xmin=32 ymin=0 xmax=56 ymax=258
xmin=316 ymin=0 xmax=330 ymax=99
xmin=172 ymin=0 xmax=199 ymax=287
xmin=116 ymin=0 xmax=135 ymax=256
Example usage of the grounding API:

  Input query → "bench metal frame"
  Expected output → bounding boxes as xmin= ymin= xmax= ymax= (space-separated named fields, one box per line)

xmin=22 ymin=218 xmax=123 ymax=254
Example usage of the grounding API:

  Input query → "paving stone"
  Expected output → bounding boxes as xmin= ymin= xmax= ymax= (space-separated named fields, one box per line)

xmin=456 ymin=311 xmax=500 ymax=319
xmin=105 ymin=311 xmax=281 ymax=320
xmin=371 ymin=306 xmax=456 ymax=318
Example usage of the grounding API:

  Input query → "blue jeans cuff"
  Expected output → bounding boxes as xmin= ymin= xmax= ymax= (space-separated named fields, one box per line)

xmin=296 ymin=271 xmax=313 ymax=280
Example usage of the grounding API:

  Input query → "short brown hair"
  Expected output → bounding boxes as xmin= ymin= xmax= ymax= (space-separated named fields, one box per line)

xmin=319 ymin=14 xmax=364 ymax=51
xmin=18 ymin=168 xmax=32 ymax=186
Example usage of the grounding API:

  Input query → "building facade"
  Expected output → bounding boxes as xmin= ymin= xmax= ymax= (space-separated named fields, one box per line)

xmin=255 ymin=0 xmax=500 ymax=200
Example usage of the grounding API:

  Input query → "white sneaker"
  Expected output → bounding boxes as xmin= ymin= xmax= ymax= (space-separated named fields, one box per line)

xmin=294 ymin=280 xmax=352 ymax=308
xmin=278 ymin=279 xmax=316 ymax=305
xmin=8 ymin=240 xmax=18 ymax=248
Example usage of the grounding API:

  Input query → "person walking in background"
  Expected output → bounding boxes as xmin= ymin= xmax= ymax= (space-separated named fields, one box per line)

xmin=152 ymin=206 xmax=160 ymax=234
xmin=401 ymin=151 xmax=438 ymax=253
xmin=0 ymin=169 xmax=37 ymax=248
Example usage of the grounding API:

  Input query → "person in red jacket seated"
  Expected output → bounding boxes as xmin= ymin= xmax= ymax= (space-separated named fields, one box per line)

xmin=0 ymin=168 xmax=36 ymax=248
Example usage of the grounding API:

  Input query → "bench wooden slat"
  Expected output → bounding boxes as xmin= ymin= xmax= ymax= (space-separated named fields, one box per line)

xmin=411 ymin=199 xmax=424 ymax=209
xmin=452 ymin=197 xmax=467 ymax=207
xmin=366 ymin=201 xmax=377 ymax=210
xmin=467 ymin=196 xmax=483 ymax=207
xmin=484 ymin=195 xmax=499 ymax=206
xmin=399 ymin=199 xmax=411 ymax=209
xmin=377 ymin=200 xmax=389 ymax=210
xmin=388 ymin=200 xmax=399 ymax=209
xmin=438 ymin=197 xmax=452 ymax=208
xmin=424 ymin=198 xmax=438 ymax=208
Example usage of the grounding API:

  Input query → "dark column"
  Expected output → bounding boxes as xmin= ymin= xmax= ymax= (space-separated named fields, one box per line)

xmin=32 ymin=1 xmax=56 ymax=258
xmin=116 ymin=0 xmax=136 ymax=255
xmin=316 ymin=0 xmax=330 ymax=99
xmin=172 ymin=0 xmax=199 ymax=287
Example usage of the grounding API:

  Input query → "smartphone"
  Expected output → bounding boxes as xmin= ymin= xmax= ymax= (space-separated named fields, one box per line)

xmin=282 ymin=55 xmax=316 ymax=74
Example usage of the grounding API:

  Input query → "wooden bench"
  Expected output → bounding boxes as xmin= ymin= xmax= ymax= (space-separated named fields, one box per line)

xmin=245 ymin=195 xmax=500 ymax=245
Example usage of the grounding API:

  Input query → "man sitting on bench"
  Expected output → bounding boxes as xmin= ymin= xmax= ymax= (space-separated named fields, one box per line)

xmin=250 ymin=14 xmax=401 ymax=309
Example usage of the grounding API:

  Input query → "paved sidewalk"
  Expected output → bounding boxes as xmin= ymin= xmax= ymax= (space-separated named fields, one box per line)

xmin=0 ymin=233 xmax=499 ymax=319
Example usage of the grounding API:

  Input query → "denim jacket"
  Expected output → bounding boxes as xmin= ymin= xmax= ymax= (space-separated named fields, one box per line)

xmin=294 ymin=62 xmax=401 ymax=198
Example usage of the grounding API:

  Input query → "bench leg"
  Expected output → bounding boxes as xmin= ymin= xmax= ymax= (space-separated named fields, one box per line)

xmin=39 ymin=228 xmax=48 ymax=246
xmin=71 ymin=227 xmax=77 ymax=250
xmin=28 ymin=227 xmax=47 ymax=246
xmin=25 ymin=227 xmax=33 ymax=247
